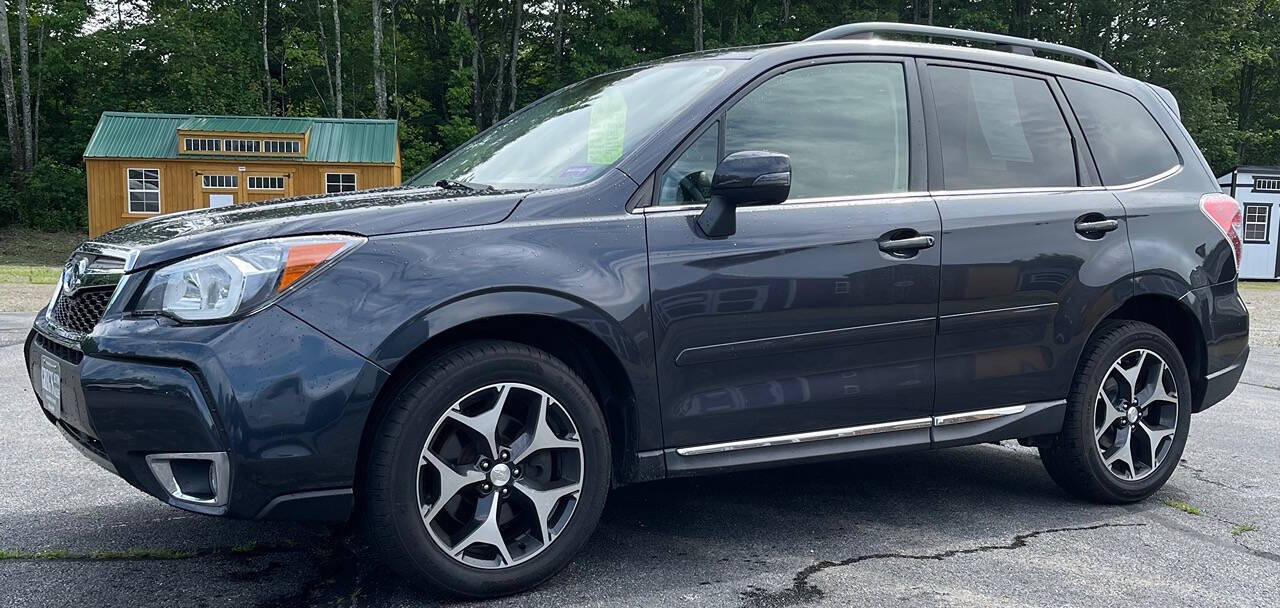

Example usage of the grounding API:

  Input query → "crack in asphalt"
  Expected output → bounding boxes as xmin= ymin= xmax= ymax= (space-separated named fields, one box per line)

xmin=738 ymin=522 xmax=1147 ymax=608
xmin=1240 ymin=380 xmax=1280 ymax=392
xmin=1178 ymin=458 xmax=1246 ymax=492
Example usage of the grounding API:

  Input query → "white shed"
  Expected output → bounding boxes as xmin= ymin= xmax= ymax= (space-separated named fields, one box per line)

xmin=1219 ymin=166 xmax=1280 ymax=280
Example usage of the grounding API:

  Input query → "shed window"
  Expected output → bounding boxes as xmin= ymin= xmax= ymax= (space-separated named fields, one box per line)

xmin=202 ymin=174 xmax=238 ymax=189
xmin=1253 ymin=177 xmax=1280 ymax=193
xmin=326 ymin=173 xmax=357 ymax=193
xmin=183 ymin=137 xmax=222 ymax=152
xmin=1244 ymin=204 xmax=1270 ymax=243
xmin=263 ymin=139 xmax=301 ymax=154
xmin=247 ymin=176 xmax=285 ymax=190
xmin=127 ymin=169 xmax=161 ymax=214
xmin=225 ymin=139 xmax=261 ymax=153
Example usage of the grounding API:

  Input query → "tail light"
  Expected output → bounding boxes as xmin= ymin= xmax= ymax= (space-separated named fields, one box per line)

xmin=1200 ymin=193 xmax=1243 ymax=270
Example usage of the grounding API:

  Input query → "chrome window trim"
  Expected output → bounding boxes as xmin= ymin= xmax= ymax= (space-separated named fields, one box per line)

xmin=674 ymin=400 xmax=1058 ymax=456
xmin=635 ymin=164 xmax=1181 ymax=214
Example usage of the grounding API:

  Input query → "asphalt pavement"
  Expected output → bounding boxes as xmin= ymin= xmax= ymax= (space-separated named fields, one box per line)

xmin=1 ymin=295 xmax=1278 ymax=607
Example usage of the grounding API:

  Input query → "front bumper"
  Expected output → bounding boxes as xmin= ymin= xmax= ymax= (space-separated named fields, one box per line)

xmin=25 ymin=305 xmax=388 ymax=520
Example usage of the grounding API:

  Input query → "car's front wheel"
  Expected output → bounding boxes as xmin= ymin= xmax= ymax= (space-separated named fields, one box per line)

xmin=361 ymin=340 xmax=610 ymax=597
xmin=1040 ymin=320 xmax=1192 ymax=503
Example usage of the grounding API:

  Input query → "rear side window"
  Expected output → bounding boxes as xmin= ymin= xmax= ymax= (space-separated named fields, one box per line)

xmin=1060 ymin=79 xmax=1180 ymax=185
xmin=929 ymin=66 xmax=1077 ymax=190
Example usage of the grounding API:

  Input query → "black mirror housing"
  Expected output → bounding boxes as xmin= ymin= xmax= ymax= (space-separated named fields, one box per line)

xmin=697 ymin=151 xmax=791 ymax=238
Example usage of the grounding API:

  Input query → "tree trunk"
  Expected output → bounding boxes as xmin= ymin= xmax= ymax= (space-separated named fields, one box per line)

xmin=261 ymin=0 xmax=271 ymax=113
xmin=372 ymin=0 xmax=387 ymax=118
xmin=0 ymin=0 xmax=23 ymax=175
xmin=17 ymin=0 xmax=31 ymax=171
xmin=553 ymin=0 xmax=563 ymax=81
xmin=1011 ymin=0 xmax=1031 ymax=38
xmin=693 ymin=0 xmax=703 ymax=51
xmin=31 ymin=16 xmax=40 ymax=161
xmin=781 ymin=0 xmax=790 ymax=28
xmin=508 ymin=0 xmax=520 ymax=113
xmin=469 ymin=4 xmax=481 ymax=127
xmin=332 ymin=0 xmax=343 ymax=117
xmin=316 ymin=0 xmax=335 ymax=109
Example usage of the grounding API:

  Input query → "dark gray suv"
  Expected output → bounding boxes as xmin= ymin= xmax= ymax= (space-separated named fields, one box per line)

xmin=25 ymin=23 xmax=1249 ymax=597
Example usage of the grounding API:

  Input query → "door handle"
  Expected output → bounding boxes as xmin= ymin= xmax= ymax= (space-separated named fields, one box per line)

xmin=1075 ymin=218 xmax=1119 ymax=235
xmin=878 ymin=235 xmax=936 ymax=254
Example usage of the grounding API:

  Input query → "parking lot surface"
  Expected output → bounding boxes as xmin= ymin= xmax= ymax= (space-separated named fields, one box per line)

xmin=1 ymin=287 xmax=1278 ymax=607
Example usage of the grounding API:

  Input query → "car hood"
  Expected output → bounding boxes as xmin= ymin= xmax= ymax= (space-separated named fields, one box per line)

xmin=90 ymin=186 xmax=526 ymax=270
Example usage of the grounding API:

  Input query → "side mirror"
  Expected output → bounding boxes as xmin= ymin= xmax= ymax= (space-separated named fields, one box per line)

xmin=697 ymin=151 xmax=791 ymax=238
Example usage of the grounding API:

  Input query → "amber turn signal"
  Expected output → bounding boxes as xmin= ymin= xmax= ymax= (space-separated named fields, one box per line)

xmin=278 ymin=241 xmax=347 ymax=292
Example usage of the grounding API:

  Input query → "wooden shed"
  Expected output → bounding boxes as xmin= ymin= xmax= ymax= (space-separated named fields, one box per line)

xmin=83 ymin=112 xmax=401 ymax=236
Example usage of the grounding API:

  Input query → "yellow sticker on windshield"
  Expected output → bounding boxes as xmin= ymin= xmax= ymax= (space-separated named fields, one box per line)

xmin=587 ymin=91 xmax=627 ymax=165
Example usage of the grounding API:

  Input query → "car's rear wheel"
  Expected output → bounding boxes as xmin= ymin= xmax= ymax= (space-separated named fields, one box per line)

xmin=1040 ymin=320 xmax=1192 ymax=503
xmin=361 ymin=340 xmax=610 ymax=597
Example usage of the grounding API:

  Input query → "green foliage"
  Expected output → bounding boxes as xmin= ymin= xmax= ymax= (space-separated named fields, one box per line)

xmin=2 ymin=0 xmax=1280 ymax=231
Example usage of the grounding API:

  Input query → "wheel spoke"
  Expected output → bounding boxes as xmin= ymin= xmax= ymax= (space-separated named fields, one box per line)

xmin=444 ymin=384 xmax=511 ymax=459
xmin=513 ymin=394 xmax=580 ymax=463
xmin=450 ymin=493 xmax=513 ymax=566
xmin=419 ymin=446 xmax=486 ymax=524
xmin=1095 ymin=391 xmax=1122 ymax=440
xmin=514 ymin=479 xmax=581 ymax=544
xmin=1114 ymin=350 xmax=1147 ymax=400
xmin=1141 ymin=362 xmax=1177 ymax=407
xmin=1137 ymin=421 xmax=1176 ymax=470
xmin=1103 ymin=426 xmax=1135 ymax=479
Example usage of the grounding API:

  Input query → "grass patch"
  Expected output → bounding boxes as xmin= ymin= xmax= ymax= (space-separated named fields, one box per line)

xmin=1231 ymin=524 xmax=1259 ymax=536
xmin=1162 ymin=497 xmax=1203 ymax=516
xmin=0 ymin=264 xmax=61 ymax=284
xmin=86 ymin=548 xmax=198 ymax=560
xmin=1238 ymin=280 xmax=1280 ymax=291
xmin=0 ymin=227 xmax=85 ymax=266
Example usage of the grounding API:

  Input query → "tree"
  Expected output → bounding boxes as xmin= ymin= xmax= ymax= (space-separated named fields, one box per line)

xmin=332 ymin=0 xmax=343 ymax=117
xmin=18 ymin=0 xmax=32 ymax=172
xmin=0 ymin=0 xmax=23 ymax=175
xmin=372 ymin=0 xmax=386 ymax=118
xmin=508 ymin=0 xmax=520 ymax=112
xmin=693 ymin=0 xmax=703 ymax=51
xmin=262 ymin=0 xmax=271 ymax=113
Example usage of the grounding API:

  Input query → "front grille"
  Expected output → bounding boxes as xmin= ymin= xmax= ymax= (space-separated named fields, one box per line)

xmin=50 ymin=288 xmax=113 ymax=335
xmin=35 ymin=333 xmax=83 ymax=364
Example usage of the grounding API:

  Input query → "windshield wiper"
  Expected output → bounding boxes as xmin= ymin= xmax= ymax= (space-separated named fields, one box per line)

xmin=435 ymin=179 xmax=493 ymax=192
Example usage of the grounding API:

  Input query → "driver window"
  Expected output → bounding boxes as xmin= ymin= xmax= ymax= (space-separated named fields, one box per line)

xmin=658 ymin=121 xmax=718 ymax=205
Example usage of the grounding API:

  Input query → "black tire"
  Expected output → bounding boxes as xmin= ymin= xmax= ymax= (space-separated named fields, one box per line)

xmin=1039 ymin=320 xmax=1192 ymax=503
xmin=361 ymin=340 xmax=611 ymax=598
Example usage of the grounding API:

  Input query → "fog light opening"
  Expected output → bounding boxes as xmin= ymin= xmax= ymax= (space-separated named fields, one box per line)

xmin=145 ymin=452 xmax=229 ymax=507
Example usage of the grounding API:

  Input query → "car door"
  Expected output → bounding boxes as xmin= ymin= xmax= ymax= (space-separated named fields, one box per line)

xmin=918 ymin=61 xmax=1133 ymax=444
xmin=642 ymin=57 xmax=942 ymax=468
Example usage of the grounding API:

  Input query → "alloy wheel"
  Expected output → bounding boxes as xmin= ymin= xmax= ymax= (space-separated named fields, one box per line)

xmin=1093 ymin=348 xmax=1179 ymax=481
xmin=417 ymin=382 xmax=584 ymax=569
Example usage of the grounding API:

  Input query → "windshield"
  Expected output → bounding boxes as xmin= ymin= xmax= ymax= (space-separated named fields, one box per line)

xmin=408 ymin=60 xmax=738 ymax=190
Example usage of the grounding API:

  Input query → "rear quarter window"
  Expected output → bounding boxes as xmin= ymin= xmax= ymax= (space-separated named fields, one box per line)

xmin=1060 ymin=79 xmax=1180 ymax=185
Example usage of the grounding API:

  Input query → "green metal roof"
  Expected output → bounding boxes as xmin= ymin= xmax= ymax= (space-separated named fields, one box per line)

xmin=177 ymin=115 xmax=313 ymax=134
xmin=83 ymin=112 xmax=398 ymax=164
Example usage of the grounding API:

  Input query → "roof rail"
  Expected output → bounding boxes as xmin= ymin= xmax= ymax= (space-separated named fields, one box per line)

xmin=805 ymin=22 xmax=1119 ymax=74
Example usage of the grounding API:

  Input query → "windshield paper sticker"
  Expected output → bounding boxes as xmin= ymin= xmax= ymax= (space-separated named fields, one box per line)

xmin=587 ymin=91 xmax=627 ymax=165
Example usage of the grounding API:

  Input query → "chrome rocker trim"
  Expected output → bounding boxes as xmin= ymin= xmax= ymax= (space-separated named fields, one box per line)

xmin=674 ymin=400 xmax=1065 ymax=456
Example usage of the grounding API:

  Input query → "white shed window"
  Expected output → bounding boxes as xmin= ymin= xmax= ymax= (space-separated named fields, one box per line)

xmin=1253 ymin=177 xmax=1280 ymax=193
xmin=247 ymin=176 xmax=285 ymax=190
xmin=1244 ymin=204 xmax=1270 ymax=243
xmin=183 ymin=137 xmax=221 ymax=152
xmin=127 ymin=169 xmax=161 ymax=214
xmin=263 ymin=139 xmax=301 ymax=154
xmin=325 ymin=173 xmax=357 ymax=193
xmin=201 ymin=174 xmax=238 ymax=189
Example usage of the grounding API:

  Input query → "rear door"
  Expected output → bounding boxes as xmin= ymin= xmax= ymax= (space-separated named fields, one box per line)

xmin=919 ymin=61 xmax=1133 ymax=440
xmin=644 ymin=57 xmax=942 ymax=463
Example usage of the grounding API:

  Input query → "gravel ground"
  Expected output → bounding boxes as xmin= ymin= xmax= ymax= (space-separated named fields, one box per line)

xmin=1241 ymin=281 xmax=1280 ymax=347
xmin=0 ymin=284 xmax=53 ymax=313
xmin=0 ymin=288 xmax=1277 ymax=608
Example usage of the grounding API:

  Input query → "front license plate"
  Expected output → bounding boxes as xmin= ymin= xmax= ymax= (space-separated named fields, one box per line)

xmin=40 ymin=355 xmax=61 ymax=418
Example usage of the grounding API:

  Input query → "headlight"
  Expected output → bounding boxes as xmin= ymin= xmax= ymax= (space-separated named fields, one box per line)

xmin=136 ymin=235 xmax=364 ymax=321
